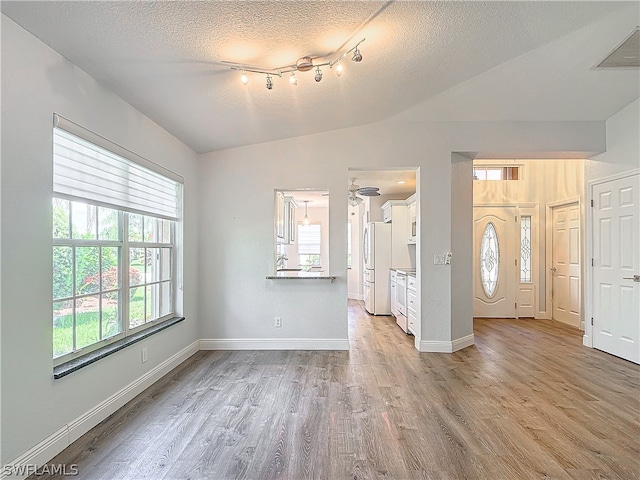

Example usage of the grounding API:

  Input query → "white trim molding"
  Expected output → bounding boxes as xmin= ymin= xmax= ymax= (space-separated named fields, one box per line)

xmin=419 ymin=334 xmax=475 ymax=353
xmin=200 ymin=338 xmax=350 ymax=350
xmin=1 ymin=341 xmax=199 ymax=480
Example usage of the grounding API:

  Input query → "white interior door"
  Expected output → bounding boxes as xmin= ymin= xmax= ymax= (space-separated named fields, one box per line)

xmin=473 ymin=207 xmax=517 ymax=317
xmin=592 ymin=173 xmax=640 ymax=364
xmin=551 ymin=203 xmax=581 ymax=328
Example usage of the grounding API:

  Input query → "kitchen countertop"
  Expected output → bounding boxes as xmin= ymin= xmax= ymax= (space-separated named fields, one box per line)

xmin=266 ymin=271 xmax=337 ymax=281
xmin=390 ymin=267 xmax=416 ymax=275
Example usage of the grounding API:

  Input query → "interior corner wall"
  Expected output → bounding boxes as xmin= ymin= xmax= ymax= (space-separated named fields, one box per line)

xmin=450 ymin=155 xmax=473 ymax=341
xmin=587 ymin=98 xmax=640 ymax=181
xmin=1 ymin=16 xmax=200 ymax=464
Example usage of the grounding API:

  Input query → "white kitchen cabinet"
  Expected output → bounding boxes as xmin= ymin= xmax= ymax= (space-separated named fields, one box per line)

xmin=407 ymin=274 xmax=418 ymax=335
xmin=381 ymin=199 xmax=407 ymax=224
xmin=284 ymin=196 xmax=297 ymax=244
xmin=275 ymin=191 xmax=286 ymax=244
xmin=390 ymin=269 xmax=398 ymax=316
xmin=406 ymin=193 xmax=417 ymax=244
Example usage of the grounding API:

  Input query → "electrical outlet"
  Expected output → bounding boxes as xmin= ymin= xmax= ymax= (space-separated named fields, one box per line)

xmin=141 ymin=348 xmax=147 ymax=363
xmin=445 ymin=252 xmax=452 ymax=265
xmin=274 ymin=316 xmax=282 ymax=327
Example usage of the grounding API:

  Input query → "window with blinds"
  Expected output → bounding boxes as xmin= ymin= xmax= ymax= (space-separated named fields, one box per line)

xmin=52 ymin=115 xmax=183 ymax=364
xmin=298 ymin=224 xmax=321 ymax=268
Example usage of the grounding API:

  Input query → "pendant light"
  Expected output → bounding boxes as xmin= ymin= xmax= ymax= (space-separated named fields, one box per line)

xmin=303 ymin=201 xmax=311 ymax=226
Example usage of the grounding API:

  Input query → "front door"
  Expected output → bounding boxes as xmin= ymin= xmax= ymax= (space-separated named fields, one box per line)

xmin=592 ymin=173 xmax=640 ymax=364
xmin=551 ymin=203 xmax=581 ymax=328
xmin=473 ymin=207 xmax=517 ymax=317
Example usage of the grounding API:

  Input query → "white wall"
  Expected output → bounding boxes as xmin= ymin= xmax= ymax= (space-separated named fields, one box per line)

xmin=198 ymin=119 xmax=606 ymax=349
xmin=587 ymin=99 xmax=640 ymax=180
xmin=0 ymin=16 xmax=200 ymax=464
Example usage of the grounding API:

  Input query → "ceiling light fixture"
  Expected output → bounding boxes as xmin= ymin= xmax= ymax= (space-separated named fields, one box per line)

xmin=396 ymin=180 xmax=406 ymax=184
xmin=352 ymin=47 xmax=362 ymax=63
xmin=230 ymin=38 xmax=365 ymax=89
xmin=303 ymin=201 xmax=311 ymax=226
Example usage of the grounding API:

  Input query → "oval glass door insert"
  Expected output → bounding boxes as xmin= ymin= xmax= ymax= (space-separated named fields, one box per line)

xmin=480 ymin=222 xmax=499 ymax=298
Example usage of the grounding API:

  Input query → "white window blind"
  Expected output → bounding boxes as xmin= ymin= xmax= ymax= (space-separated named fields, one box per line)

xmin=53 ymin=114 xmax=183 ymax=220
xmin=298 ymin=224 xmax=321 ymax=254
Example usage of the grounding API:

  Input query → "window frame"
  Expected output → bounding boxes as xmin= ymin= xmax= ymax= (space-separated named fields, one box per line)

xmin=53 ymin=198 xmax=177 ymax=366
xmin=297 ymin=223 xmax=322 ymax=269
xmin=52 ymin=115 xmax=183 ymax=368
xmin=473 ymin=165 xmax=521 ymax=181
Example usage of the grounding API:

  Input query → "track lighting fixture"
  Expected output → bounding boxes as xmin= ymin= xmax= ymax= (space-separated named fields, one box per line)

xmin=230 ymin=38 xmax=365 ymax=90
xmin=352 ymin=47 xmax=362 ymax=62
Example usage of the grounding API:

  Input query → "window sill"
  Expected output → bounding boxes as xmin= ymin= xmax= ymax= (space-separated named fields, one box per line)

xmin=53 ymin=316 xmax=185 ymax=379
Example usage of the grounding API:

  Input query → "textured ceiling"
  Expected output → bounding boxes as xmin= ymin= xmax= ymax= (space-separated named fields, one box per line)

xmin=2 ymin=1 xmax=638 ymax=153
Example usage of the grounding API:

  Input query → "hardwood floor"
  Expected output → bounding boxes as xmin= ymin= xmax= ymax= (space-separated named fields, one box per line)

xmin=32 ymin=301 xmax=639 ymax=479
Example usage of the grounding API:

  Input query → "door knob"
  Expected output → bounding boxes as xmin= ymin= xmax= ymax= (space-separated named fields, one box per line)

xmin=622 ymin=274 xmax=640 ymax=282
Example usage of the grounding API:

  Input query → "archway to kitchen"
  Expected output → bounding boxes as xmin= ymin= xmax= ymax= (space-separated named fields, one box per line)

xmin=347 ymin=168 xmax=420 ymax=345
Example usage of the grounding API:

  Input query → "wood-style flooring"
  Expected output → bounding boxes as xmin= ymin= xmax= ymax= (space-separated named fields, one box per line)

xmin=31 ymin=301 xmax=639 ymax=479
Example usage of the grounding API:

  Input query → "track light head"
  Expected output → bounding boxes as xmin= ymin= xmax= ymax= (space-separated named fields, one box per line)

xmin=314 ymin=67 xmax=323 ymax=82
xmin=266 ymin=75 xmax=273 ymax=90
xmin=352 ymin=47 xmax=362 ymax=62
xmin=289 ymin=72 xmax=297 ymax=85
xmin=335 ymin=63 xmax=343 ymax=77
xmin=240 ymin=71 xmax=249 ymax=85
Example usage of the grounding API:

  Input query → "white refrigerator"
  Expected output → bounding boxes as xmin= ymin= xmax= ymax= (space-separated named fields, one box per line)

xmin=363 ymin=222 xmax=392 ymax=315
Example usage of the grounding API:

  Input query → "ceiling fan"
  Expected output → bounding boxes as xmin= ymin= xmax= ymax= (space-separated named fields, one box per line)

xmin=348 ymin=178 xmax=380 ymax=206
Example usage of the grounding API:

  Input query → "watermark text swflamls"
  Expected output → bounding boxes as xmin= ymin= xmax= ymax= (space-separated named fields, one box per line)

xmin=3 ymin=463 xmax=79 ymax=477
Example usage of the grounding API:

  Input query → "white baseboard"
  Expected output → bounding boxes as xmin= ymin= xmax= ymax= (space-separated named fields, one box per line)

xmin=0 ymin=427 xmax=69 ymax=480
xmin=200 ymin=338 xmax=350 ymax=350
xmin=420 ymin=334 xmax=475 ymax=353
xmin=1 ymin=340 xmax=200 ymax=480
xmin=348 ymin=293 xmax=363 ymax=301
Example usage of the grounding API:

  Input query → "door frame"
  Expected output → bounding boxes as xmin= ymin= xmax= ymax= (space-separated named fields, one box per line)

xmin=545 ymin=198 xmax=583 ymax=328
xmin=584 ymin=168 xmax=640 ymax=349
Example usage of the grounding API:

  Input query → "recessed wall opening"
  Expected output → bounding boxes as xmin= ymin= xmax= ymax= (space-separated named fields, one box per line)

xmin=346 ymin=168 xmax=421 ymax=347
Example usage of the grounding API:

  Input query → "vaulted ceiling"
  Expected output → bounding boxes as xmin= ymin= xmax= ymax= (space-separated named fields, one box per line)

xmin=2 ymin=1 xmax=638 ymax=154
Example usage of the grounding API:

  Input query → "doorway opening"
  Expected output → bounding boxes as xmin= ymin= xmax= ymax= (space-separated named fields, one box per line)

xmin=346 ymin=168 xmax=420 ymax=346
xmin=472 ymin=159 xmax=585 ymax=325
